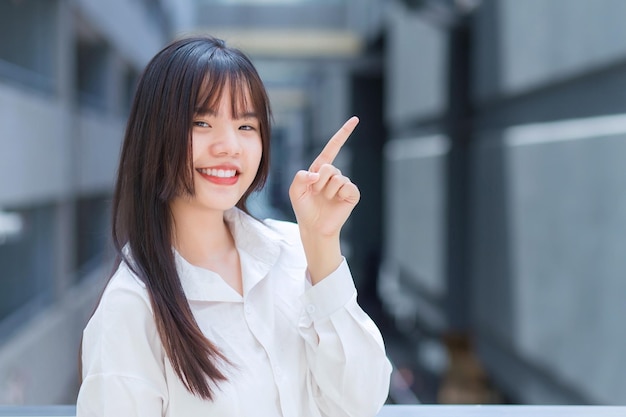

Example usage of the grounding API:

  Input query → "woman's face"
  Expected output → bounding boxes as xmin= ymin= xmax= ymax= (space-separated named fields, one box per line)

xmin=174 ymin=85 xmax=263 ymax=214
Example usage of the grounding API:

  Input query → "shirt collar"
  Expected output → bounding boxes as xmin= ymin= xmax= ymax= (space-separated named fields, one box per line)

xmin=176 ymin=207 xmax=287 ymax=302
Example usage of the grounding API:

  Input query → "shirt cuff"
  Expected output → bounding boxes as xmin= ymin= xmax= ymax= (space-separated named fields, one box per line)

xmin=300 ymin=258 xmax=356 ymax=321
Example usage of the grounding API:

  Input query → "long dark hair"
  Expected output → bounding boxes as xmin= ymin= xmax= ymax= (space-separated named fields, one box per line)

xmin=111 ymin=36 xmax=271 ymax=399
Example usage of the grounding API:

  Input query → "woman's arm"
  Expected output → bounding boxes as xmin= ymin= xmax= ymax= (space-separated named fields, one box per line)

xmin=290 ymin=117 xmax=391 ymax=415
xmin=298 ymin=260 xmax=392 ymax=417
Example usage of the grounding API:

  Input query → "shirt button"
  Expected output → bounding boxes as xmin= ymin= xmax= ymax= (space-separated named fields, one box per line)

xmin=275 ymin=366 xmax=282 ymax=376
xmin=245 ymin=306 xmax=252 ymax=315
xmin=306 ymin=304 xmax=316 ymax=314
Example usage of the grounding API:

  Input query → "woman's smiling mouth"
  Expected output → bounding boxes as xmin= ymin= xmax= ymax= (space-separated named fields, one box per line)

xmin=197 ymin=167 xmax=240 ymax=185
xmin=197 ymin=168 xmax=237 ymax=178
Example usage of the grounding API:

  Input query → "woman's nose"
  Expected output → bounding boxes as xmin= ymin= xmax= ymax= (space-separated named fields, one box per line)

xmin=211 ymin=127 xmax=242 ymax=156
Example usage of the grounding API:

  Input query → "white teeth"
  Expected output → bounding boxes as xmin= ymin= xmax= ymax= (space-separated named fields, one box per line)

xmin=199 ymin=168 xmax=237 ymax=178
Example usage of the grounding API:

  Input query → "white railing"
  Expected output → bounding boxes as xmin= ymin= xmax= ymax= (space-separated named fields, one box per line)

xmin=1 ymin=405 xmax=626 ymax=416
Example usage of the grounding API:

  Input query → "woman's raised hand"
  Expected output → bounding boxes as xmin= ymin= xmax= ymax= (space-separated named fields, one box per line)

xmin=289 ymin=116 xmax=360 ymax=239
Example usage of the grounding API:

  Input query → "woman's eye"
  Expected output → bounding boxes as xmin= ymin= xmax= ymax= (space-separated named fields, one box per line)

xmin=239 ymin=125 xmax=256 ymax=131
xmin=194 ymin=121 xmax=210 ymax=128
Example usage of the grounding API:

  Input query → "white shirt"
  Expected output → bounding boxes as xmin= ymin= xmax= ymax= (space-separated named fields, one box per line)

xmin=77 ymin=208 xmax=392 ymax=417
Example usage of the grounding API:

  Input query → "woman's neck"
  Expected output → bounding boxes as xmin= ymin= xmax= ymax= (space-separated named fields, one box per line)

xmin=170 ymin=203 xmax=236 ymax=268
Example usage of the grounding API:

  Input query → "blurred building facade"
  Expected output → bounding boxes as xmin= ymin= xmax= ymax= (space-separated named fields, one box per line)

xmin=2 ymin=0 xmax=626 ymax=407
xmin=0 ymin=0 xmax=194 ymax=403
xmin=379 ymin=0 xmax=626 ymax=405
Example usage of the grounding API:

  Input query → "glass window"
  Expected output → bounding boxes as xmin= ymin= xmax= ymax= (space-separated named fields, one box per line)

xmin=76 ymin=39 xmax=109 ymax=110
xmin=0 ymin=204 xmax=55 ymax=338
xmin=0 ymin=0 xmax=57 ymax=92
xmin=122 ymin=66 xmax=140 ymax=114
xmin=75 ymin=194 xmax=112 ymax=278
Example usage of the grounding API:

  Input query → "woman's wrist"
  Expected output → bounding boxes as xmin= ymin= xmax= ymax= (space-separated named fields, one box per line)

xmin=299 ymin=228 xmax=342 ymax=285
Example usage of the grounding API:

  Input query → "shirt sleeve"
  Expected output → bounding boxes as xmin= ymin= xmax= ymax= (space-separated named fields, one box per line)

xmin=298 ymin=259 xmax=392 ymax=417
xmin=76 ymin=278 xmax=168 ymax=417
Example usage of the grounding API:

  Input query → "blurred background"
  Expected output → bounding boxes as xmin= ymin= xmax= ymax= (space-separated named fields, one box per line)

xmin=1 ymin=0 xmax=626 ymax=406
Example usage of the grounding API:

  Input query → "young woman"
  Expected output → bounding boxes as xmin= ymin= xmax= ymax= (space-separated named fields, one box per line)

xmin=77 ymin=35 xmax=391 ymax=417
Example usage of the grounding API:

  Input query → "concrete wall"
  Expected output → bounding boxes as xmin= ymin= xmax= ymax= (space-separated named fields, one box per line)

xmin=0 ymin=85 xmax=71 ymax=206
xmin=380 ymin=0 xmax=626 ymax=404
xmin=385 ymin=1 xmax=447 ymax=125
xmin=472 ymin=116 xmax=626 ymax=404
xmin=74 ymin=0 xmax=166 ymax=68
xmin=380 ymin=135 xmax=449 ymax=332
xmin=0 ymin=271 xmax=103 ymax=404
xmin=379 ymin=0 xmax=450 ymax=336
xmin=474 ymin=0 xmax=626 ymax=100
xmin=75 ymin=111 xmax=125 ymax=194
xmin=470 ymin=0 xmax=626 ymax=404
xmin=0 ymin=0 xmax=178 ymax=404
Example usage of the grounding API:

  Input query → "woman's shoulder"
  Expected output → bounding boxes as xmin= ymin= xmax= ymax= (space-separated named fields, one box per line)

xmin=83 ymin=263 xmax=159 ymax=354
xmin=98 ymin=262 xmax=153 ymax=316
xmin=82 ymin=262 xmax=164 ymax=381
xmin=262 ymin=218 xmax=301 ymax=244
xmin=261 ymin=218 xmax=308 ymax=270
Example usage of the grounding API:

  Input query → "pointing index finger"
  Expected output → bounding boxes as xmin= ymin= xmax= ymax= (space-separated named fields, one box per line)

xmin=309 ymin=116 xmax=359 ymax=172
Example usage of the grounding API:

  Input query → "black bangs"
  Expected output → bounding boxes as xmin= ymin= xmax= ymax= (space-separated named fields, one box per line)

xmin=194 ymin=53 xmax=256 ymax=119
